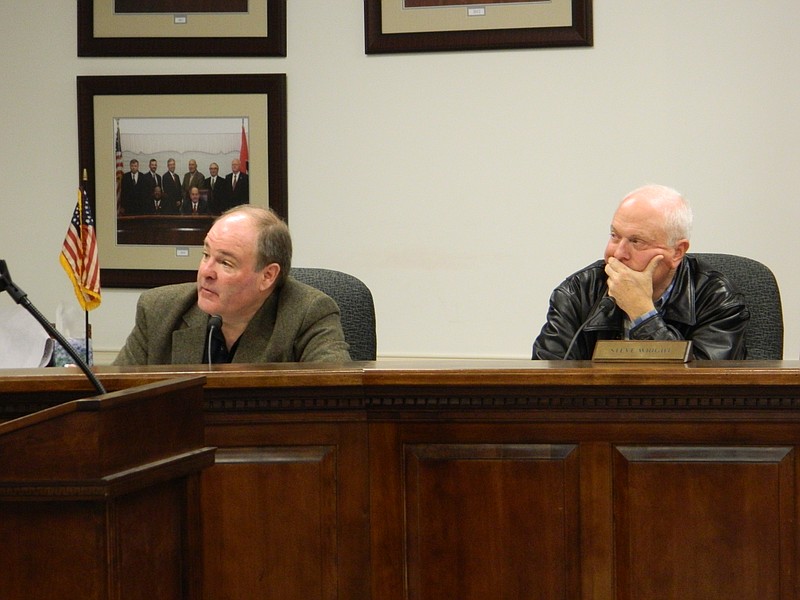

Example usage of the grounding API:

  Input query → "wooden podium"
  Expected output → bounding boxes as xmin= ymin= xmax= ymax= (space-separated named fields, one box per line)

xmin=0 ymin=376 xmax=215 ymax=599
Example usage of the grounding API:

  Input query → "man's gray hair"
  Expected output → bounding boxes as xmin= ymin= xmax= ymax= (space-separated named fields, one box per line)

xmin=624 ymin=184 xmax=693 ymax=245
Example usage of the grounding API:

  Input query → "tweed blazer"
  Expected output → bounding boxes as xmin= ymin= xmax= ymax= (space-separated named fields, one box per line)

xmin=113 ymin=278 xmax=351 ymax=365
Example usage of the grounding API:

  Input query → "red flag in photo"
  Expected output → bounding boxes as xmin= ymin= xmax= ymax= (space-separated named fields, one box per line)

xmin=60 ymin=188 xmax=101 ymax=311
xmin=115 ymin=122 xmax=124 ymax=214
xmin=239 ymin=122 xmax=249 ymax=174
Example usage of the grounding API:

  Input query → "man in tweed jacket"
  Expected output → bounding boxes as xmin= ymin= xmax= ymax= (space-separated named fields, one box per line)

xmin=113 ymin=206 xmax=351 ymax=365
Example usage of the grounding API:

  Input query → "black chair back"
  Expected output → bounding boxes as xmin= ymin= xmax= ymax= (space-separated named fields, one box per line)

xmin=691 ymin=253 xmax=783 ymax=359
xmin=291 ymin=267 xmax=377 ymax=361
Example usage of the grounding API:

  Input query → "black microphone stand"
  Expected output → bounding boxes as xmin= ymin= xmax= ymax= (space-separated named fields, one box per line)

xmin=0 ymin=260 xmax=106 ymax=395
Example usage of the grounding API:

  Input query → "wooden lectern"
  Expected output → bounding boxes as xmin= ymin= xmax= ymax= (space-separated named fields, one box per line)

xmin=0 ymin=376 xmax=215 ymax=599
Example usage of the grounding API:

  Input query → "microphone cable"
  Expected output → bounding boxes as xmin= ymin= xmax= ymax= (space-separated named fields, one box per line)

xmin=563 ymin=294 xmax=616 ymax=360
xmin=207 ymin=315 xmax=222 ymax=368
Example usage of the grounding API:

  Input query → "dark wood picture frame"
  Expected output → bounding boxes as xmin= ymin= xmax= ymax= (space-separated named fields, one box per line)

xmin=78 ymin=0 xmax=287 ymax=57
xmin=77 ymin=74 xmax=287 ymax=289
xmin=364 ymin=0 xmax=592 ymax=54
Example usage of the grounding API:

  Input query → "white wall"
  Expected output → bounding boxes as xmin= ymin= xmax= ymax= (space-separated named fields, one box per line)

xmin=1 ymin=1 xmax=798 ymax=360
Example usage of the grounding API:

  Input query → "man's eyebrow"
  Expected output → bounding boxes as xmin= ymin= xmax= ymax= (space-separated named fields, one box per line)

xmin=202 ymin=243 xmax=237 ymax=259
xmin=214 ymin=249 xmax=238 ymax=261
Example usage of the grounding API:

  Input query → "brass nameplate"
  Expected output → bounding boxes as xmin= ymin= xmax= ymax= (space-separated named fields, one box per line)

xmin=592 ymin=340 xmax=693 ymax=363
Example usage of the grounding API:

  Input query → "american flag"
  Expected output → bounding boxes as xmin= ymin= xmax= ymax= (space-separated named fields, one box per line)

xmin=115 ymin=123 xmax=124 ymax=213
xmin=60 ymin=188 xmax=101 ymax=311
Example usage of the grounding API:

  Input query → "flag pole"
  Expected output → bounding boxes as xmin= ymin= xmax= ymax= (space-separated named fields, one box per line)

xmin=81 ymin=168 xmax=91 ymax=364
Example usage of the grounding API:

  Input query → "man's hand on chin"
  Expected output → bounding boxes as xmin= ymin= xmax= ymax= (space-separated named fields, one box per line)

xmin=605 ymin=255 xmax=663 ymax=320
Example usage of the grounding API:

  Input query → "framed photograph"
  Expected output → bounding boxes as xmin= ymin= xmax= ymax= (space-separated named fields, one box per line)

xmin=78 ymin=0 xmax=286 ymax=57
xmin=364 ymin=0 xmax=592 ymax=54
xmin=77 ymin=74 xmax=287 ymax=289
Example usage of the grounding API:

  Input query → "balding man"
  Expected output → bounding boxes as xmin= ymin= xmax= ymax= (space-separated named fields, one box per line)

xmin=182 ymin=159 xmax=205 ymax=203
xmin=532 ymin=184 xmax=749 ymax=360
xmin=113 ymin=205 xmax=351 ymax=365
xmin=226 ymin=158 xmax=249 ymax=207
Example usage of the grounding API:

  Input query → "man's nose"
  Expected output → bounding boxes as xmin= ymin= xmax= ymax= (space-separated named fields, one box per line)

xmin=199 ymin=261 xmax=216 ymax=278
xmin=613 ymin=239 xmax=630 ymax=258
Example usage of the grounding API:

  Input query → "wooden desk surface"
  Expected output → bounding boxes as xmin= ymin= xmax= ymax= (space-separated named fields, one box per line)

xmin=2 ymin=359 xmax=800 ymax=418
xmin=2 ymin=357 xmax=799 ymax=388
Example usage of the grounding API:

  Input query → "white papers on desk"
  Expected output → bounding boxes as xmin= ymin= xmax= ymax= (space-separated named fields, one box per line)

xmin=0 ymin=304 xmax=54 ymax=368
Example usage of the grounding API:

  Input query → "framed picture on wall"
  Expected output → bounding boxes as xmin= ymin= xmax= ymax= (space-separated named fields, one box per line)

xmin=364 ymin=0 xmax=592 ymax=54
xmin=78 ymin=0 xmax=287 ymax=57
xmin=77 ymin=74 xmax=287 ymax=289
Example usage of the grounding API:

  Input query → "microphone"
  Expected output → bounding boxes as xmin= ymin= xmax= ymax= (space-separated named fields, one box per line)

xmin=563 ymin=295 xmax=616 ymax=360
xmin=207 ymin=315 xmax=222 ymax=368
xmin=0 ymin=260 xmax=106 ymax=395
xmin=597 ymin=295 xmax=617 ymax=315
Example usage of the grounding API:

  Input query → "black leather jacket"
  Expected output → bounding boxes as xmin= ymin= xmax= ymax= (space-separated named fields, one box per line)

xmin=532 ymin=256 xmax=749 ymax=360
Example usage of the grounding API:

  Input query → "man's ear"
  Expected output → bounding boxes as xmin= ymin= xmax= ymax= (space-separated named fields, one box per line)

xmin=259 ymin=263 xmax=281 ymax=292
xmin=671 ymin=239 xmax=690 ymax=267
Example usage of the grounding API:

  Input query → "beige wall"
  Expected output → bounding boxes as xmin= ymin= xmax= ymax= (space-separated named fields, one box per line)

xmin=1 ymin=1 xmax=798 ymax=360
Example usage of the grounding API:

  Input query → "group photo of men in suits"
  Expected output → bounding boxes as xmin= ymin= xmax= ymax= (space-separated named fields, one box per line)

xmin=119 ymin=156 xmax=249 ymax=218
xmin=113 ymin=116 xmax=252 ymax=248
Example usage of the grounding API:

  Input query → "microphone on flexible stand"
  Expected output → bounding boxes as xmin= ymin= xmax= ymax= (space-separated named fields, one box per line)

xmin=0 ymin=260 xmax=106 ymax=395
xmin=563 ymin=294 xmax=617 ymax=360
xmin=207 ymin=315 xmax=222 ymax=368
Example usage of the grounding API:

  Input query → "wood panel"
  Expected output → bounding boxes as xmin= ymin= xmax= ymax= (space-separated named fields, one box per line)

xmin=369 ymin=421 xmax=605 ymax=600
xmin=114 ymin=480 xmax=187 ymax=599
xmin=202 ymin=446 xmax=337 ymax=600
xmin=0 ymin=501 xmax=106 ymax=598
xmin=612 ymin=445 xmax=795 ymax=600
xmin=202 ymin=420 xmax=369 ymax=600
xmin=405 ymin=443 xmax=579 ymax=600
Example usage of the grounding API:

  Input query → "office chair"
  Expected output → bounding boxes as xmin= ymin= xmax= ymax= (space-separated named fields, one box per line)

xmin=691 ymin=253 xmax=783 ymax=359
xmin=291 ymin=267 xmax=377 ymax=360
